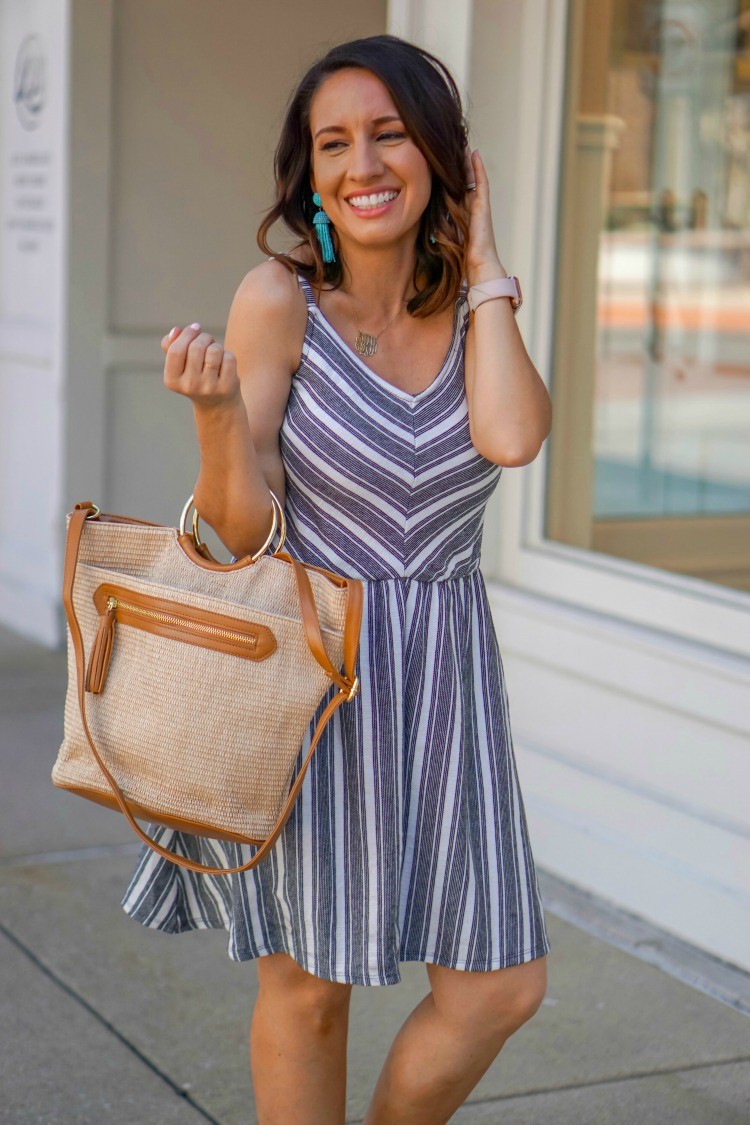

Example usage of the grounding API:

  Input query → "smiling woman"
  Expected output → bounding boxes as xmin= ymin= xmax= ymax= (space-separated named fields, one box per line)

xmin=125 ymin=30 xmax=552 ymax=1125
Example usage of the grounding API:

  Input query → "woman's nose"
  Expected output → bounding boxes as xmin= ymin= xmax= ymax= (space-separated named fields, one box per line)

xmin=347 ymin=141 xmax=384 ymax=180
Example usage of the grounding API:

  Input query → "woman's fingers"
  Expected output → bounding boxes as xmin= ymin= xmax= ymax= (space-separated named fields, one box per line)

xmin=474 ymin=149 xmax=489 ymax=190
xmin=464 ymin=149 xmax=503 ymax=273
xmin=163 ymin=324 xmax=206 ymax=387
xmin=161 ymin=325 xmax=181 ymax=353
xmin=185 ymin=330 xmax=216 ymax=375
xmin=160 ymin=322 xmax=201 ymax=353
xmin=464 ymin=143 xmax=475 ymax=185
xmin=163 ymin=323 xmax=240 ymax=407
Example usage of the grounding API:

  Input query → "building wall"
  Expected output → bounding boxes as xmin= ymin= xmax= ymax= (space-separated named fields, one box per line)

xmin=73 ymin=0 xmax=386 ymax=538
xmin=1 ymin=0 xmax=386 ymax=642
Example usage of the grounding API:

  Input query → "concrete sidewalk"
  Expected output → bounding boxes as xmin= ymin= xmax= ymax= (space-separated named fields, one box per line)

xmin=2 ymin=624 xmax=749 ymax=1124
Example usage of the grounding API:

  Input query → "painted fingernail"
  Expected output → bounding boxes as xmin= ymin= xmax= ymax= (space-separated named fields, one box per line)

xmin=168 ymin=326 xmax=178 ymax=338
xmin=189 ymin=321 xmax=201 ymax=330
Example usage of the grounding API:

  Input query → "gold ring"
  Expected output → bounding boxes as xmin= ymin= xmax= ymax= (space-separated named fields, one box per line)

xmin=179 ymin=491 xmax=286 ymax=563
xmin=204 ymin=361 xmax=222 ymax=369
xmin=191 ymin=498 xmax=277 ymax=562
xmin=270 ymin=492 xmax=288 ymax=556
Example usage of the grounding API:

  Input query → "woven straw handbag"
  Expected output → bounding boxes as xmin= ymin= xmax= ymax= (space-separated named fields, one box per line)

xmin=52 ymin=494 xmax=363 ymax=876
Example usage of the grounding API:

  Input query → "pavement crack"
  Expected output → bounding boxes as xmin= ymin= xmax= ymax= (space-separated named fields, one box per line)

xmin=0 ymin=921 xmax=225 ymax=1124
xmin=444 ymin=1054 xmax=750 ymax=1107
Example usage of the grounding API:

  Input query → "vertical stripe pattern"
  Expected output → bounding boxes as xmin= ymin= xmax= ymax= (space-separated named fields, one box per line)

xmin=120 ymin=275 xmax=551 ymax=984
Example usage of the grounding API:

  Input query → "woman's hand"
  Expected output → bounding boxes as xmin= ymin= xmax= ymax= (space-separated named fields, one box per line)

xmin=161 ymin=323 xmax=241 ymax=411
xmin=463 ymin=146 xmax=508 ymax=287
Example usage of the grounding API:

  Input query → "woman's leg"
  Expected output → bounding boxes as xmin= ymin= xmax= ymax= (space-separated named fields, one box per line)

xmin=363 ymin=955 xmax=548 ymax=1125
xmin=250 ymin=952 xmax=353 ymax=1125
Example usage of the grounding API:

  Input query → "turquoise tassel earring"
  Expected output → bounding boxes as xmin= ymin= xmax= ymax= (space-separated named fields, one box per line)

xmin=312 ymin=192 xmax=336 ymax=263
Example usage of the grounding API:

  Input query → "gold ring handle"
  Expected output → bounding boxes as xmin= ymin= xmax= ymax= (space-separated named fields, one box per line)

xmin=179 ymin=491 xmax=286 ymax=564
xmin=271 ymin=492 xmax=287 ymax=555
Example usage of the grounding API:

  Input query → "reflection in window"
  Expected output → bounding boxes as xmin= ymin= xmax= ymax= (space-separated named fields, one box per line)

xmin=546 ymin=0 xmax=750 ymax=591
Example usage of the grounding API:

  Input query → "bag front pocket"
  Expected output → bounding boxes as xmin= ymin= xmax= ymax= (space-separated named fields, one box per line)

xmin=85 ymin=582 xmax=277 ymax=693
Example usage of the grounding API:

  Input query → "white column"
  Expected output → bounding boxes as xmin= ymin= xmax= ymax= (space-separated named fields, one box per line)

xmin=0 ymin=0 xmax=69 ymax=643
xmin=388 ymin=0 xmax=473 ymax=97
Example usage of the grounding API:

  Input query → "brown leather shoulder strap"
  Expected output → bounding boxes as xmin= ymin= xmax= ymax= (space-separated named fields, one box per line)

xmin=275 ymin=550 xmax=362 ymax=698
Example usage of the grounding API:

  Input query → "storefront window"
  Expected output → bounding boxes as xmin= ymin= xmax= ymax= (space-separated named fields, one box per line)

xmin=546 ymin=0 xmax=750 ymax=591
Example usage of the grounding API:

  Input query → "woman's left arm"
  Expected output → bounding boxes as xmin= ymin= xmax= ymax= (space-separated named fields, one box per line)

xmin=463 ymin=149 xmax=553 ymax=467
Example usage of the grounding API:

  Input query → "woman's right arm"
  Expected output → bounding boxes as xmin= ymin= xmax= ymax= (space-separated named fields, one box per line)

xmin=161 ymin=261 xmax=304 ymax=559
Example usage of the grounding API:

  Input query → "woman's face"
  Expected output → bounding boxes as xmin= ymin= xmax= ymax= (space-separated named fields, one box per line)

xmin=309 ymin=68 xmax=433 ymax=255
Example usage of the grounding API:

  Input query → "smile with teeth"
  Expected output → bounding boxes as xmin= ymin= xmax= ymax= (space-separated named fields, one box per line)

xmin=347 ymin=190 xmax=400 ymax=211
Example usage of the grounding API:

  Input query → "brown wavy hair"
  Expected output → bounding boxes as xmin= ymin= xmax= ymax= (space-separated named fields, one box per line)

xmin=257 ymin=34 xmax=471 ymax=318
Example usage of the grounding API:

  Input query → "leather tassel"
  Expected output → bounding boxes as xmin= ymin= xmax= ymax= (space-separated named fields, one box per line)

xmin=85 ymin=605 xmax=116 ymax=694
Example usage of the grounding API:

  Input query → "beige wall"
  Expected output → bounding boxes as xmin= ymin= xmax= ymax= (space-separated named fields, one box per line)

xmin=73 ymin=0 xmax=386 ymax=537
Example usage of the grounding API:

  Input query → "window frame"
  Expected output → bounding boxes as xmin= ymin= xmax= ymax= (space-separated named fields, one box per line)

xmin=484 ymin=0 xmax=750 ymax=661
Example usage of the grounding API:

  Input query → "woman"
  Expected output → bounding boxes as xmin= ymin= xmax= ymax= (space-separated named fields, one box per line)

xmin=122 ymin=34 xmax=553 ymax=1124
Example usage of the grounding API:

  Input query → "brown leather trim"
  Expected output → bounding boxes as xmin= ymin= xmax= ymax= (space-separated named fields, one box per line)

xmin=275 ymin=549 xmax=351 ymax=590
xmin=92 ymin=583 xmax=277 ymax=662
xmin=263 ymin=551 xmax=363 ymax=695
xmin=82 ymin=510 xmax=164 ymax=527
xmin=53 ymin=781 xmax=266 ymax=844
xmin=178 ymin=533 xmax=262 ymax=571
xmin=343 ymin=577 xmax=363 ymax=682
xmin=286 ymin=556 xmax=349 ymax=692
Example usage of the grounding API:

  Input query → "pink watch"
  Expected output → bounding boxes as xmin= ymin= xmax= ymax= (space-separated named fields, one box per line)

xmin=467 ymin=276 xmax=523 ymax=314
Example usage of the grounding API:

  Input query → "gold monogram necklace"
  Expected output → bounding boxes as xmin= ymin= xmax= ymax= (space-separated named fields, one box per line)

xmin=350 ymin=290 xmax=412 ymax=357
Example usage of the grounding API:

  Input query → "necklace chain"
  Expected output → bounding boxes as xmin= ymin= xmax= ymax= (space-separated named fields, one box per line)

xmin=351 ymin=291 xmax=411 ymax=357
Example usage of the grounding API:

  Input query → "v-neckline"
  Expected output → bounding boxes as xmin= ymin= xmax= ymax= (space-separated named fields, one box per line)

xmin=302 ymin=278 xmax=465 ymax=404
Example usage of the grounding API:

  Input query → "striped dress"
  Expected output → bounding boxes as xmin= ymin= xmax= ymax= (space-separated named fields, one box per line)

xmin=120 ymin=273 xmax=551 ymax=986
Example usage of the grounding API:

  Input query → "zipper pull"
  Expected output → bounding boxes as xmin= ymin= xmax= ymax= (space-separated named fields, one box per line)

xmin=85 ymin=597 xmax=117 ymax=694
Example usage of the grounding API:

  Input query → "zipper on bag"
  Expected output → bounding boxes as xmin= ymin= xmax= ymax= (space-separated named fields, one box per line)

xmin=84 ymin=584 xmax=277 ymax=694
xmin=105 ymin=595 xmax=262 ymax=647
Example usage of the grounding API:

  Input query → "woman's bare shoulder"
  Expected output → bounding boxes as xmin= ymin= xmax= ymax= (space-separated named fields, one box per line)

xmin=227 ymin=254 xmax=309 ymax=374
xmin=233 ymin=256 xmax=307 ymax=322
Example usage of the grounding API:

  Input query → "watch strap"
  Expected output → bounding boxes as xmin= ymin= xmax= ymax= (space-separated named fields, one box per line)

xmin=467 ymin=276 xmax=522 ymax=314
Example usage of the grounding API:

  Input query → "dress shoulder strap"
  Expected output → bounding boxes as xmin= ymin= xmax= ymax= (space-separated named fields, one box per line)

xmin=295 ymin=272 xmax=318 ymax=310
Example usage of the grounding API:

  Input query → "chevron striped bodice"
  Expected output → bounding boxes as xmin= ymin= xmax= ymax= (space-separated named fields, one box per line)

xmin=280 ymin=274 xmax=503 ymax=581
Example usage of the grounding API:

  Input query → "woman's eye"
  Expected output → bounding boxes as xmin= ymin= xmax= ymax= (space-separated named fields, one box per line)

xmin=320 ymin=132 xmax=405 ymax=152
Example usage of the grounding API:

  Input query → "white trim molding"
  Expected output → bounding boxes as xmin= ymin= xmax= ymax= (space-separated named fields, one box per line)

xmin=387 ymin=0 xmax=473 ymax=97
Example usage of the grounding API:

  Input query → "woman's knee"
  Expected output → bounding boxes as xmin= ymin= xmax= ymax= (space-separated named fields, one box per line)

xmin=257 ymin=952 xmax=353 ymax=1032
xmin=427 ymin=955 xmax=548 ymax=1037
xmin=504 ymin=958 xmax=548 ymax=1027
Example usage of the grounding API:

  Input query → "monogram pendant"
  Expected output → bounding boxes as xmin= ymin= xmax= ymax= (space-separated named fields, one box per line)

xmin=354 ymin=331 xmax=378 ymax=357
